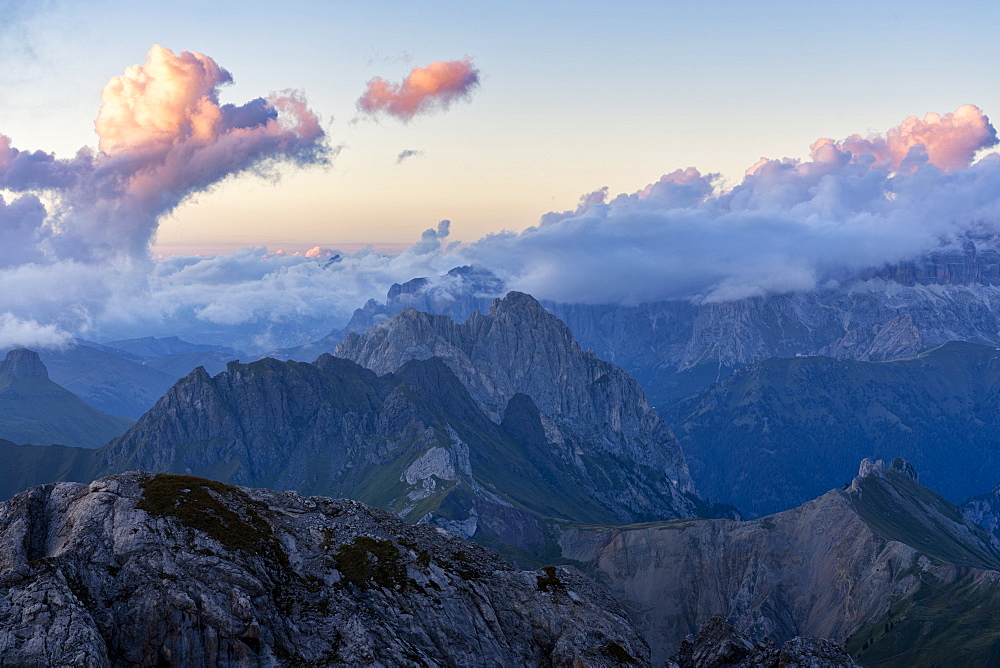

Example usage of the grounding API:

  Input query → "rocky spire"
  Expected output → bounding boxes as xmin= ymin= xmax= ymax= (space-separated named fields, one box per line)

xmin=0 ymin=349 xmax=48 ymax=380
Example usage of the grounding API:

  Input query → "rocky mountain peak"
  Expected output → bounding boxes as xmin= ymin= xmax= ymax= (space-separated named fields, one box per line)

xmin=855 ymin=457 xmax=885 ymax=481
xmin=335 ymin=291 xmax=700 ymax=520
xmin=0 ymin=348 xmax=49 ymax=380
xmin=888 ymin=457 xmax=919 ymax=482
xmin=852 ymin=457 xmax=919 ymax=488
xmin=489 ymin=289 xmax=551 ymax=316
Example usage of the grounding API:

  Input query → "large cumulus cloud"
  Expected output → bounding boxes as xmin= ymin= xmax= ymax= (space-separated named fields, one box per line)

xmin=0 ymin=45 xmax=328 ymax=347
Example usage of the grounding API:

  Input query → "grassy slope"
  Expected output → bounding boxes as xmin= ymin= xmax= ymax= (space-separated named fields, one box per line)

xmin=0 ymin=374 xmax=134 ymax=448
xmin=0 ymin=439 xmax=98 ymax=499
xmin=847 ymin=570 xmax=1000 ymax=667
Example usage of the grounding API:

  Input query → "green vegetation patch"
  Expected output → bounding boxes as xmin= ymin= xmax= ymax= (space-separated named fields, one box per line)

xmin=847 ymin=571 xmax=1000 ymax=667
xmin=851 ymin=472 xmax=1000 ymax=570
xmin=137 ymin=474 xmax=286 ymax=568
xmin=333 ymin=536 xmax=406 ymax=589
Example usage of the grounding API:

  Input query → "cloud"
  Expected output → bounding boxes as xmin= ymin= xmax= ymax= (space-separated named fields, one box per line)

xmin=77 ymin=97 xmax=1000 ymax=350
xmin=357 ymin=58 xmax=480 ymax=121
xmin=0 ymin=45 xmax=328 ymax=264
xmin=5 ymin=95 xmax=1000 ymax=354
xmin=746 ymin=105 xmax=997 ymax=178
xmin=92 ymin=226 xmax=465 ymax=352
xmin=0 ymin=313 xmax=72 ymax=350
xmin=455 ymin=105 xmax=1000 ymax=304
xmin=396 ymin=149 xmax=423 ymax=164
xmin=0 ymin=45 xmax=328 ymax=344
xmin=305 ymin=246 xmax=338 ymax=258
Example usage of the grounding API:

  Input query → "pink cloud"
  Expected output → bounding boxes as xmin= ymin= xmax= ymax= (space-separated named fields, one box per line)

xmin=825 ymin=104 xmax=997 ymax=173
xmin=95 ymin=45 xmax=232 ymax=155
xmin=747 ymin=105 xmax=997 ymax=178
xmin=0 ymin=45 xmax=329 ymax=263
xmin=357 ymin=58 xmax=480 ymax=121
xmin=305 ymin=246 xmax=337 ymax=258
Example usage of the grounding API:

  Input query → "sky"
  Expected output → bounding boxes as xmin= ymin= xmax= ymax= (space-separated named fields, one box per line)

xmin=5 ymin=0 xmax=999 ymax=252
xmin=2 ymin=0 xmax=1000 ymax=352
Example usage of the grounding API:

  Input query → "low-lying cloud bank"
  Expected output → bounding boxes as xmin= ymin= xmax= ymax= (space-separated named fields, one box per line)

xmin=469 ymin=104 xmax=1000 ymax=305
xmin=2 ymin=53 xmax=999 ymax=354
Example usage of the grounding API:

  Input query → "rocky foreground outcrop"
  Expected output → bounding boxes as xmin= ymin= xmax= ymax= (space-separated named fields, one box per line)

xmin=666 ymin=617 xmax=858 ymax=668
xmin=559 ymin=458 xmax=1000 ymax=665
xmin=0 ymin=473 xmax=647 ymax=666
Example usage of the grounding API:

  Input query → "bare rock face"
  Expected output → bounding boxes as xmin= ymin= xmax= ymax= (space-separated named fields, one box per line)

xmin=666 ymin=617 xmax=859 ymax=668
xmin=92 ymin=351 xmax=697 ymax=558
xmin=962 ymin=483 xmax=1000 ymax=544
xmin=336 ymin=291 xmax=703 ymax=523
xmin=558 ymin=459 xmax=1000 ymax=665
xmin=0 ymin=348 xmax=48 ymax=379
xmin=0 ymin=473 xmax=649 ymax=666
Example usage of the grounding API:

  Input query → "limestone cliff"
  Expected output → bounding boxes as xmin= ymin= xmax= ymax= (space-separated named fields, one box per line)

xmin=335 ymin=291 xmax=702 ymax=522
xmin=0 ymin=473 xmax=648 ymax=666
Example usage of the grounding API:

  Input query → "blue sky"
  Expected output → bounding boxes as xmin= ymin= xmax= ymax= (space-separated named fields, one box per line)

xmin=3 ymin=0 xmax=998 ymax=254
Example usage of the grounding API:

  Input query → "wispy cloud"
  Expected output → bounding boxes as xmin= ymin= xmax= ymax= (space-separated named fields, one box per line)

xmin=396 ymin=149 xmax=424 ymax=164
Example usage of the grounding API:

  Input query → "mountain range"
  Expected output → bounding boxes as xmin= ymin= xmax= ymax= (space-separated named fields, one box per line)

xmin=275 ymin=239 xmax=1000 ymax=415
xmin=2 ymin=293 xmax=720 ymax=564
xmin=664 ymin=340 xmax=1000 ymax=517
xmin=4 ymin=337 xmax=242 ymax=419
xmin=6 ymin=265 xmax=1000 ymax=665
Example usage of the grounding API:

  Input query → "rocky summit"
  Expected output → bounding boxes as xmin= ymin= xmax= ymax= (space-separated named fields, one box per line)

xmin=666 ymin=617 xmax=859 ymax=668
xmin=335 ymin=291 xmax=708 ymax=522
xmin=0 ymin=473 xmax=648 ymax=666
xmin=0 ymin=349 xmax=49 ymax=379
